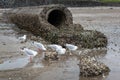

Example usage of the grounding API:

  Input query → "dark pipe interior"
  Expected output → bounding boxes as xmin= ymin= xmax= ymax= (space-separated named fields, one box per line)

xmin=47 ymin=10 xmax=66 ymax=27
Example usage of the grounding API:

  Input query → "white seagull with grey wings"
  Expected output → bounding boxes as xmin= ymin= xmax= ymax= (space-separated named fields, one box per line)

xmin=48 ymin=44 xmax=66 ymax=55
xmin=21 ymin=48 xmax=38 ymax=62
xmin=18 ymin=35 xmax=27 ymax=43
xmin=65 ymin=43 xmax=78 ymax=55
xmin=32 ymin=41 xmax=47 ymax=52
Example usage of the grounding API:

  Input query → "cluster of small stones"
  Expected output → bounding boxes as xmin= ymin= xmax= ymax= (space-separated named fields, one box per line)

xmin=44 ymin=51 xmax=59 ymax=61
xmin=52 ymin=29 xmax=107 ymax=48
xmin=79 ymin=55 xmax=110 ymax=77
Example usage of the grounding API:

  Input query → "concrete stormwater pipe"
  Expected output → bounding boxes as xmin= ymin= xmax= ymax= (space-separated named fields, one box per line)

xmin=8 ymin=4 xmax=107 ymax=48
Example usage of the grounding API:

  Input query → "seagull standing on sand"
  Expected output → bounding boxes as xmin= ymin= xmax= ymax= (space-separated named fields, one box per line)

xmin=48 ymin=44 xmax=66 ymax=55
xmin=18 ymin=35 xmax=27 ymax=43
xmin=21 ymin=48 xmax=38 ymax=62
xmin=32 ymin=41 xmax=47 ymax=53
xmin=65 ymin=43 xmax=78 ymax=55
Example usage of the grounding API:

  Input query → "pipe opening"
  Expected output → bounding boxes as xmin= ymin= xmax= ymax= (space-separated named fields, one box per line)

xmin=47 ymin=10 xmax=66 ymax=27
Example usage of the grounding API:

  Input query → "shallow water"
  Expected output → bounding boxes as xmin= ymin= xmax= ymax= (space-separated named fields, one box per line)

xmin=99 ymin=31 xmax=120 ymax=80
xmin=0 ymin=57 xmax=29 ymax=70
xmin=0 ymin=23 xmax=15 ymax=28
xmin=0 ymin=56 xmax=44 ymax=71
xmin=32 ymin=63 xmax=44 ymax=68
xmin=86 ymin=24 xmax=120 ymax=80
xmin=72 ymin=7 xmax=120 ymax=80
xmin=35 ymin=56 xmax=80 ymax=80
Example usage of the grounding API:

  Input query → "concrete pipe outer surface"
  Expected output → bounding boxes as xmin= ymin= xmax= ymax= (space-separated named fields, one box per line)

xmin=40 ymin=4 xmax=73 ymax=28
xmin=9 ymin=4 xmax=73 ymax=28
xmin=8 ymin=4 xmax=73 ymax=38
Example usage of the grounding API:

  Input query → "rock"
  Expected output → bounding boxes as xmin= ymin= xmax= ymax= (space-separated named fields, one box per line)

xmin=79 ymin=55 xmax=110 ymax=77
xmin=8 ymin=77 xmax=12 ymax=80
xmin=44 ymin=51 xmax=59 ymax=61
xmin=55 ymin=30 xmax=107 ymax=48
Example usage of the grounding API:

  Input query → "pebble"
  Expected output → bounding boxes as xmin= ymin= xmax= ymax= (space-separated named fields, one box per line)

xmin=8 ymin=77 xmax=12 ymax=80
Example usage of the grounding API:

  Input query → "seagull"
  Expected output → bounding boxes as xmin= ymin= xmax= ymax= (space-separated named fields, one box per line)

xmin=32 ymin=41 xmax=46 ymax=53
xmin=47 ymin=44 xmax=62 ymax=51
xmin=65 ymin=44 xmax=78 ymax=51
xmin=102 ymin=73 xmax=106 ymax=78
xmin=18 ymin=35 xmax=27 ymax=43
xmin=47 ymin=44 xmax=66 ymax=55
xmin=65 ymin=43 xmax=78 ymax=55
xmin=56 ymin=48 xmax=66 ymax=55
xmin=20 ymin=48 xmax=38 ymax=62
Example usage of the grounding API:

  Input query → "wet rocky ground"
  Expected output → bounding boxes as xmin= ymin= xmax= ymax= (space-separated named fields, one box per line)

xmin=0 ymin=7 xmax=120 ymax=80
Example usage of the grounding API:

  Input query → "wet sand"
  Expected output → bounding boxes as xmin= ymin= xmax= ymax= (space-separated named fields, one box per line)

xmin=0 ymin=7 xmax=120 ymax=80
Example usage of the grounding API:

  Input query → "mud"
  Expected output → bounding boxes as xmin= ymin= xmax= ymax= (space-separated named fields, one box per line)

xmin=0 ymin=7 xmax=120 ymax=80
xmin=71 ymin=7 xmax=120 ymax=80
